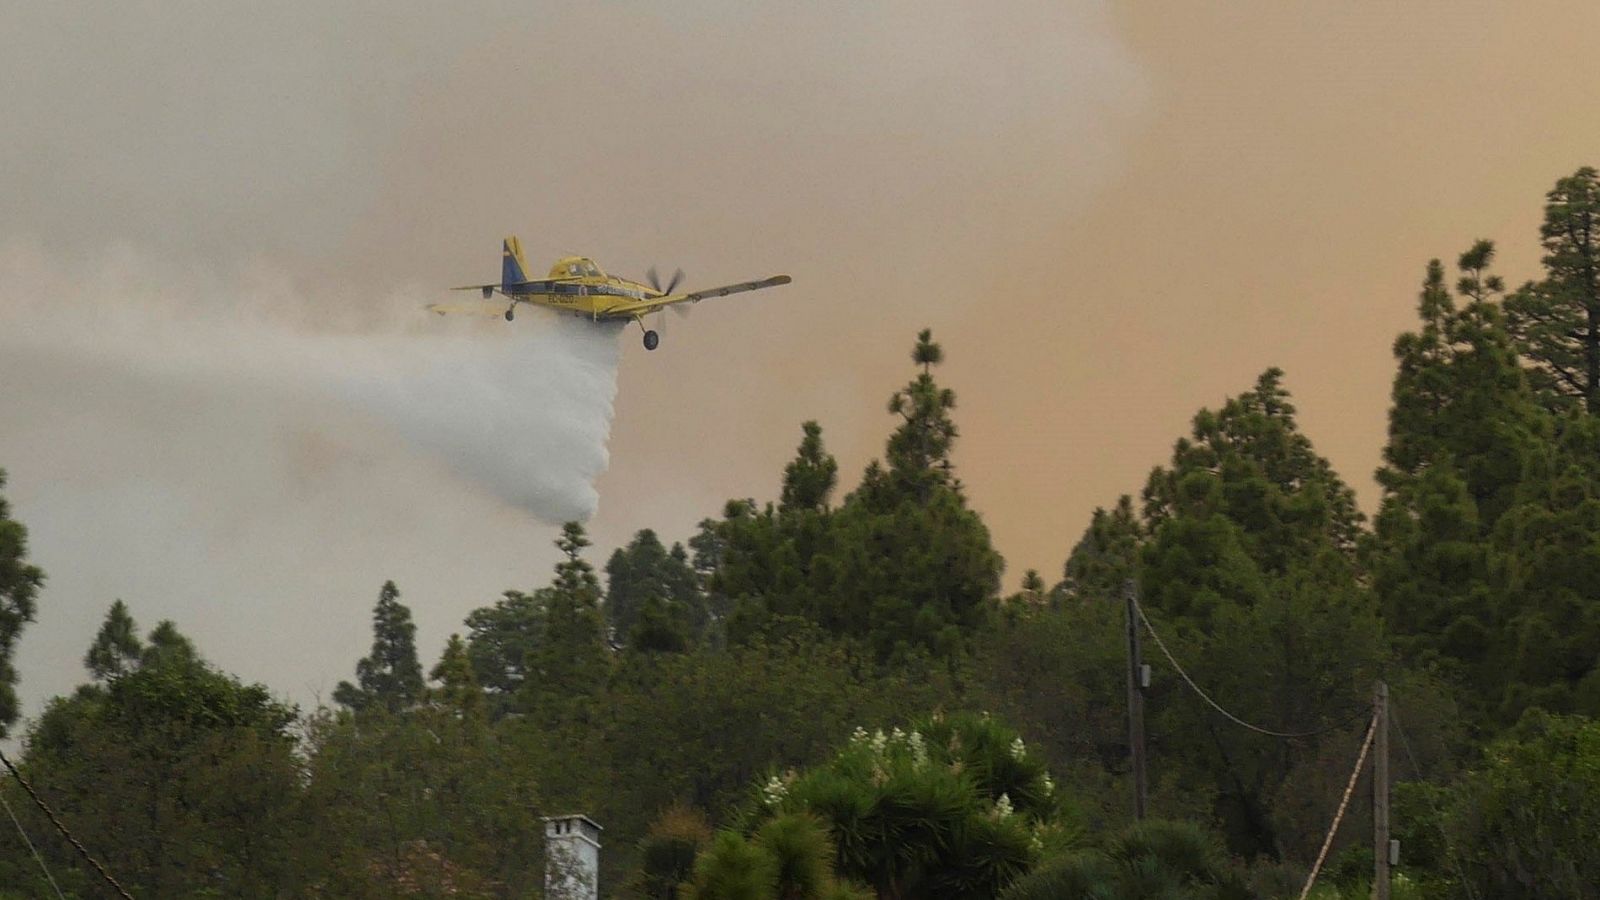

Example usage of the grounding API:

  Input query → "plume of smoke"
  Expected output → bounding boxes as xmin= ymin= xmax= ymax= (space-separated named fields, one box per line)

xmin=0 ymin=242 xmax=622 ymax=524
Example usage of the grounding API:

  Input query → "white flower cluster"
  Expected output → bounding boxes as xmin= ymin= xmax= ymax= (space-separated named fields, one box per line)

xmin=1040 ymin=773 xmax=1055 ymax=796
xmin=994 ymin=793 xmax=1014 ymax=818
xmin=761 ymin=775 xmax=788 ymax=807
xmin=907 ymin=730 xmax=928 ymax=767
xmin=852 ymin=724 xmax=931 ymax=767
xmin=1009 ymin=736 xmax=1027 ymax=761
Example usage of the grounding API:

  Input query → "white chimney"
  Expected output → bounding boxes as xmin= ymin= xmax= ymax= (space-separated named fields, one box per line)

xmin=544 ymin=814 xmax=602 ymax=900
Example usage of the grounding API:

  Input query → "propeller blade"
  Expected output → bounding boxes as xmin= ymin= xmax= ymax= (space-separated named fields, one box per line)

xmin=646 ymin=266 xmax=661 ymax=293
xmin=664 ymin=268 xmax=685 ymax=295
xmin=672 ymin=303 xmax=692 ymax=319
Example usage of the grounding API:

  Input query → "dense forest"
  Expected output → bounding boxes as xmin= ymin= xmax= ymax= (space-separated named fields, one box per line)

xmin=3 ymin=168 xmax=1600 ymax=898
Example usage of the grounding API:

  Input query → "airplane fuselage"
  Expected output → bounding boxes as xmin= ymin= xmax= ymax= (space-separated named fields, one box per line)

xmin=506 ymin=270 xmax=664 ymax=320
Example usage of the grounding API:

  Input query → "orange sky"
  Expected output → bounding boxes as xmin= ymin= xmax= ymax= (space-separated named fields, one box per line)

xmin=590 ymin=2 xmax=1600 ymax=583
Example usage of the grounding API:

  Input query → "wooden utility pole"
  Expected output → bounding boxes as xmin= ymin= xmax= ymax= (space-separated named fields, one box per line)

xmin=1124 ymin=580 xmax=1148 ymax=821
xmin=1373 ymin=680 xmax=1390 ymax=900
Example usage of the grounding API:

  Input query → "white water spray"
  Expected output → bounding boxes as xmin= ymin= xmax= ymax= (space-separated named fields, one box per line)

xmin=0 ymin=243 xmax=623 ymax=524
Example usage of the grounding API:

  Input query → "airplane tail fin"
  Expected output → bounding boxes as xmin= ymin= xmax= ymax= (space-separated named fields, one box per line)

xmin=502 ymin=236 xmax=531 ymax=289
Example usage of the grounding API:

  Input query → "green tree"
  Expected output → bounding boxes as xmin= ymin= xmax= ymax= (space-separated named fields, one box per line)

xmin=1001 ymin=820 xmax=1247 ymax=900
xmin=1504 ymin=167 xmax=1600 ymax=413
xmin=299 ymin=704 xmax=544 ymax=897
xmin=884 ymin=329 xmax=959 ymax=500
xmin=431 ymin=633 xmax=485 ymax=720
xmin=683 ymin=814 xmax=870 ymax=900
xmin=1142 ymin=368 xmax=1363 ymax=576
xmin=1059 ymin=496 xmax=1142 ymax=603
xmin=84 ymin=599 xmax=143 ymax=682
xmin=1484 ymin=414 xmax=1600 ymax=721
xmin=754 ymin=712 xmax=1075 ymax=900
xmin=520 ymin=629 xmax=957 ymax=890
xmin=21 ymin=624 xmax=301 ymax=897
xmin=780 ymin=421 xmax=839 ymax=515
xmin=520 ymin=522 xmax=611 ymax=721
xmin=142 ymin=618 xmax=198 ymax=668
xmin=639 ymin=806 xmax=714 ymax=900
xmin=335 ymin=580 xmax=425 ymax=714
xmin=606 ymin=528 xmax=703 ymax=647
xmin=702 ymin=333 xmax=1001 ymax=659
xmin=1374 ymin=252 xmax=1545 ymax=528
xmin=0 ymin=469 xmax=43 ymax=737
xmin=465 ymin=588 xmax=545 ymax=705
xmin=1366 ymin=250 xmax=1552 ymax=724
xmin=1077 ymin=371 xmax=1386 ymax=858
xmin=1440 ymin=713 xmax=1600 ymax=898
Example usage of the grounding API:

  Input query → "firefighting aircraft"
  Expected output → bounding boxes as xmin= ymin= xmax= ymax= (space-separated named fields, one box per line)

xmin=428 ymin=236 xmax=792 ymax=350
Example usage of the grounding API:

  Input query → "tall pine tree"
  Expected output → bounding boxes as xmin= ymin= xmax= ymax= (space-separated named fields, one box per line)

xmin=1504 ymin=167 xmax=1600 ymax=412
xmin=335 ymin=580 xmax=425 ymax=714
xmin=1368 ymin=250 xmax=1548 ymax=700
xmin=519 ymin=523 xmax=610 ymax=720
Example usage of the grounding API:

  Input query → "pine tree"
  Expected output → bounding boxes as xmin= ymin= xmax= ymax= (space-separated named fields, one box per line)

xmin=779 ymin=421 xmax=839 ymax=515
xmin=814 ymin=330 xmax=1001 ymax=658
xmin=463 ymin=589 xmax=545 ymax=702
xmin=430 ymin=633 xmax=483 ymax=720
xmin=142 ymin=619 xmax=199 ymax=669
xmin=335 ymin=580 xmax=425 ymax=714
xmin=1059 ymin=495 xmax=1143 ymax=603
xmin=1504 ymin=167 xmax=1600 ymax=412
xmin=629 ymin=595 xmax=692 ymax=653
xmin=0 ymin=468 xmax=43 ymax=737
xmin=883 ymin=329 xmax=959 ymax=501
xmin=521 ymin=523 xmax=610 ymax=718
xmin=1368 ymin=250 xmax=1550 ymax=716
xmin=604 ymin=529 xmax=703 ymax=645
xmin=85 ymin=599 xmax=144 ymax=681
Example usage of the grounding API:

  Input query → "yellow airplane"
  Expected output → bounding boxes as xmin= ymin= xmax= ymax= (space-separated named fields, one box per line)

xmin=429 ymin=236 xmax=792 ymax=350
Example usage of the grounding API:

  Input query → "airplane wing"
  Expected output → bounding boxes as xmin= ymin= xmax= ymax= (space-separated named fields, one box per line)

xmin=605 ymin=275 xmax=792 ymax=318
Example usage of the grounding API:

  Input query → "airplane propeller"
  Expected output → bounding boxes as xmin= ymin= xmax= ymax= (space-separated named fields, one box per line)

xmin=646 ymin=265 xmax=685 ymax=297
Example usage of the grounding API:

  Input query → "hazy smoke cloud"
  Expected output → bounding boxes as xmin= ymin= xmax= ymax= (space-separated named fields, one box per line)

xmin=0 ymin=243 xmax=621 ymax=524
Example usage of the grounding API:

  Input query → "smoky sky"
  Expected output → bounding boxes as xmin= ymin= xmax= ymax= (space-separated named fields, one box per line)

xmin=0 ymin=1 xmax=1145 ymax=720
xmin=4 ymin=1 xmax=1598 ymax=727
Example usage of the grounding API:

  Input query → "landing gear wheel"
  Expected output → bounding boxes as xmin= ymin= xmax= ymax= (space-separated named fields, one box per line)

xmin=643 ymin=329 xmax=660 ymax=351
xmin=504 ymin=307 xmax=515 ymax=322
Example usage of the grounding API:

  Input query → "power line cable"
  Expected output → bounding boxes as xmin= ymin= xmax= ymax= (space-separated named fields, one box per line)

xmin=0 ymin=745 xmax=135 ymax=900
xmin=0 ymin=784 xmax=67 ymax=900
xmin=1296 ymin=712 xmax=1378 ymax=900
xmin=1134 ymin=598 xmax=1369 ymax=739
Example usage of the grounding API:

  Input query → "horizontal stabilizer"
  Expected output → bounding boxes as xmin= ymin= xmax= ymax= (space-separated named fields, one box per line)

xmin=426 ymin=301 xmax=510 ymax=317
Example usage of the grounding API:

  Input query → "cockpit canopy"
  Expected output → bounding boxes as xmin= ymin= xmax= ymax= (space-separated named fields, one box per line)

xmin=550 ymin=256 xmax=603 ymax=279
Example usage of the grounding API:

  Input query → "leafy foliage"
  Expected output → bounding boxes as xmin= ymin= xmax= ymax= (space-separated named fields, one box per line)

xmin=0 ymin=469 xmax=43 ymax=736
xmin=607 ymin=528 xmax=703 ymax=651
xmin=17 ymin=616 xmax=300 ymax=897
xmin=1440 ymin=713 xmax=1600 ymax=898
